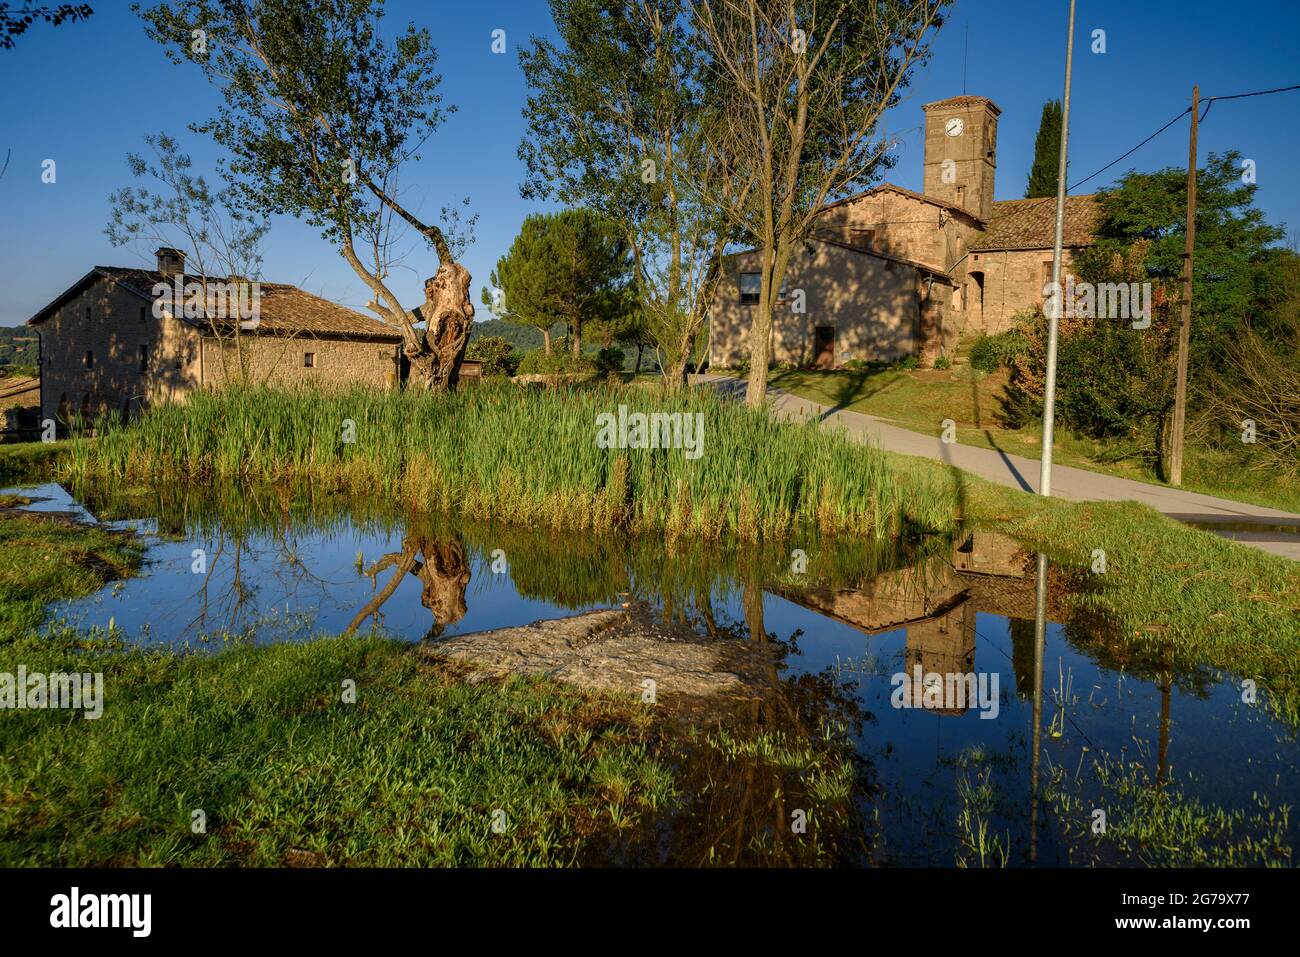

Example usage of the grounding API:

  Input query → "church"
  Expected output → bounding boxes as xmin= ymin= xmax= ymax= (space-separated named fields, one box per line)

xmin=708 ymin=96 xmax=1101 ymax=369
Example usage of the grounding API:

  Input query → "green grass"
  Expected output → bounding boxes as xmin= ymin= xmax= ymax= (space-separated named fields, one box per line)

xmin=1043 ymin=754 xmax=1293 ymax=867
xmin=0 ymin=629 xmax=677 ymax=866
xmin=59 ymin=382 xmax=958 ymax=542
xmin=0 ymin=509 xmax=861 ymax=866
xmin=0 ymin=510 xmax=141 ymax=643
xmin=753 ymin=366 xmax=1300 ymax=514
xmin=0 ymin=440 xmax=68 ymax=485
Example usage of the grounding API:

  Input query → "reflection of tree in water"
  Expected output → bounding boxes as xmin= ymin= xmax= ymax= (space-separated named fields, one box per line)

xmin=186 ymin=521 xmax=342 ymax=641
xmin=347 ymin=535 xmax=471 ymax=641
xmin=1060 ymin=619 xmax=1215 ymax=703
xmin=613 ymin=573 xmax=876 ymax=867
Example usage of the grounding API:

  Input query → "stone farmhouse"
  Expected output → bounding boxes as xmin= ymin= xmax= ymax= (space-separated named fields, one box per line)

xmin=709 ymin=95 xmax=1101 ymax=369
xmin=27 ymin=248 xmax=407 ymax=428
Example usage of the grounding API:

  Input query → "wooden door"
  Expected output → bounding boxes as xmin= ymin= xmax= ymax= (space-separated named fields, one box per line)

xmin=814 ymin=325 xmax=835 ymax=369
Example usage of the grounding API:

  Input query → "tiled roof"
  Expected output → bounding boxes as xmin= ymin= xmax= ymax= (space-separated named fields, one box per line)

xmin=29 ymin=267 xmax=404 ymax=341
xmin=923 ymin=96 xmax=1001 ymax=114
xmin=970 ymin=194 xmax=1101 ymax=251
xmin=819 ymin=183 xmax=981 ymax=221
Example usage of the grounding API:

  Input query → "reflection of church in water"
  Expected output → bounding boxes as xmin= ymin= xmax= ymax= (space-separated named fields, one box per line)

xmin=776 ymin=531 xmax=1037 ymax=716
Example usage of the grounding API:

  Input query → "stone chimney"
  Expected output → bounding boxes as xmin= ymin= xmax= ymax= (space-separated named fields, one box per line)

xmin=156 ymin=247 xmax=186 ymax=278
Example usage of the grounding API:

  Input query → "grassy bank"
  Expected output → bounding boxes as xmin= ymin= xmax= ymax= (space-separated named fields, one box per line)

xmin=0 ymin=509 xmax=860 ymax=866
xmin=0 ymin=439 xmax=68 ymax=486
xmin=752 ymin=366 xmax=1300 ymax=514
xmin=944 ymin=467 xmax=1300 ymax=722
xmin=59 ymin=382 xmax=957 ymax=542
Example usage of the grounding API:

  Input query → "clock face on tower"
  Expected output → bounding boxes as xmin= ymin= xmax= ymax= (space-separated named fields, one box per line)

xmin=945 ymin=117 xmax=964 ymax=137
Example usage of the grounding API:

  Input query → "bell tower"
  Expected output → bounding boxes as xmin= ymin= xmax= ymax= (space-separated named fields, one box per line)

xmin=922 ymin=96 xmax=1000 ymax=222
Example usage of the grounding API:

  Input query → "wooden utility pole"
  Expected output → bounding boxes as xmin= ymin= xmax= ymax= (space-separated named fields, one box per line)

xmin=1169 ymin=85 xmax=1199 ymax=486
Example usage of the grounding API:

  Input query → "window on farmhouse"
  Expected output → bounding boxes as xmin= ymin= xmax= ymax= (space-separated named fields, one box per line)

xmin=139 ymin=344 xmax=148 ymax=373
xmin=84 ymin=350 xmax=93 ymax=369
xmin=303 ymin=352 xmax=316 ymax=368
xmin=739 ymin=272 xmax=761 ymax=305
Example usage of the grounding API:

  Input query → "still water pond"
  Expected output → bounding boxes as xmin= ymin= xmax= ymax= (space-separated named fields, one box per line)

xmin=9 ymin=481 xmax=1298 ymax=866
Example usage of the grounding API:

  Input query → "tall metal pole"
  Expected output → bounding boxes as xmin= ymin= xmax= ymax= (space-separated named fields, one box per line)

xmin=1029 ymin=551 xmax=1049 ymax=864
xmin=1169 ymin=85 xmax=1199 ymax=487
xmin=1038 ymin=0 xmax=1076 ymax=497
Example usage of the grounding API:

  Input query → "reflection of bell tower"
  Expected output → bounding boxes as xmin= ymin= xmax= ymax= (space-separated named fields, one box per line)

xmin=922 ymin=96 xmax=1000 ymax=222
xmin=905 ymin=600 xmax=977 ymax=716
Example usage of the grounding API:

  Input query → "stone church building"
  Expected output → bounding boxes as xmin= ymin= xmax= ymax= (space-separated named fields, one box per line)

xmin=709 ymin=95 xmax=1101 ymax=369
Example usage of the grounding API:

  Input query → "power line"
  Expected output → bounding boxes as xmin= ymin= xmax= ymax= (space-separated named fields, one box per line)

xmin=1068 ymin=82 xmax=1300 ymax=193
xmin=1199 ymin=83 xmax=1300 ymax=123
xmin=1067 ymin=107 xmax=1189 ymax=191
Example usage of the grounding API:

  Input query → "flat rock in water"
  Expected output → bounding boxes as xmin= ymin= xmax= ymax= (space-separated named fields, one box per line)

xmin=423 ymin=610 xmax=771 ymax=700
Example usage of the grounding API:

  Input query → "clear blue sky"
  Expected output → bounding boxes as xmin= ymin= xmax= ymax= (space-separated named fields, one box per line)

xmin=2 ymin=0 xmax=1297 ymax=327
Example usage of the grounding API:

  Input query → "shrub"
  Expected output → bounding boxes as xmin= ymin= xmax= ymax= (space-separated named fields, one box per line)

xmin=465 ymin=336 xmax=521 ymax=378
xmin=895 ymin=356 xmax=919 ymax=371
xmin=969 ymin=329 xmax=1028 ymax=373
xmin=933 ymin=355 xmax=952 ymax=370
xmin=517 ymin=348 xmax=597 ymax=376
xmin=594 ymin=347 xmax=625 ymax=377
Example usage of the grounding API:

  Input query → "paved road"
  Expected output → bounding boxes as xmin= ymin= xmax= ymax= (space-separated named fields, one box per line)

xmin=695 ymin=374 xmax=1300 ymax=560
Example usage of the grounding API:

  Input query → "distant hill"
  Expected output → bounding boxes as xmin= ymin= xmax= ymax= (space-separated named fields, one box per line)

xmin=466 ymin=318 xmax=567 ymax=352
xmin=0 ymin=325 xmax=39 ymax=369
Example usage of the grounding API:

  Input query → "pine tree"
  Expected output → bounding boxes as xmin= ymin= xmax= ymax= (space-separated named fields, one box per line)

xmin=1025 ymin=100 xmax=1063 ymax=198
xmin=483 ymin=210 xmax=629 ymax=358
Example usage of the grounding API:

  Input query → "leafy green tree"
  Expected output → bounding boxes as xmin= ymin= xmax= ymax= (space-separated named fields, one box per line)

xmin=137 ymin=0 xmax=477 ymax=390
xmin=1196 ymin=246 xmax=1300 ymax=479
xmin=467 ymin=317 xmax=558 ymax=354
xmin=694 ymin=0 xmax=949 ymax=406
xmin=1005 ymin=152 xmax=1289 ymax=473
xmin=1076 ymin=150 xmax=1288 ymax=368
xmin=484 ymin=209 xmax=630 ymax=359
xmin=519 ymin=0 xmax=737 ymax=391
xmin=0 ymin=3 xmax=92 ymax=50
xmin=1024 ymin=99 xmax=1062 ymax=198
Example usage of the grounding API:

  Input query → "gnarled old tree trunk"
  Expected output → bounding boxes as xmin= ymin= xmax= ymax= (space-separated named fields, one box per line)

xmin=410 ymin=260 xmax=475 ymax=391
xmin=362 ymin=180 xmax=475 ymax=392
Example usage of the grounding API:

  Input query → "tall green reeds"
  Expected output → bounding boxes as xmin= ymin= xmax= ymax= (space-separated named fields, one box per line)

xmin=61 ymin=382 xmax=958 ymax=541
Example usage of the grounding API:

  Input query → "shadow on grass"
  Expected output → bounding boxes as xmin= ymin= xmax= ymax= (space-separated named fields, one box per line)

xmin=967 ymin=368 xmax=1036 ymax=493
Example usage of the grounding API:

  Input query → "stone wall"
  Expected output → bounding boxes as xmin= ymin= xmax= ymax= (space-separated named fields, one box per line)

xmin=36 ymin=275 xmax=201 ymax=425
xmin=817 ymin=189 xmax=978 ymax=275
xmin=199 ymin=334 xmax=399 ymax=390
xmin=709 ymin=239 xmax=945 ymax=369
xmin=965 ymin=247 xmax=1082 ymax=334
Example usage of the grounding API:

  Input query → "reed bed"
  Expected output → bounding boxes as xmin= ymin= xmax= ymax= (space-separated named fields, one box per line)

xmin=61 ymin=382 xmax=959 ymax=541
